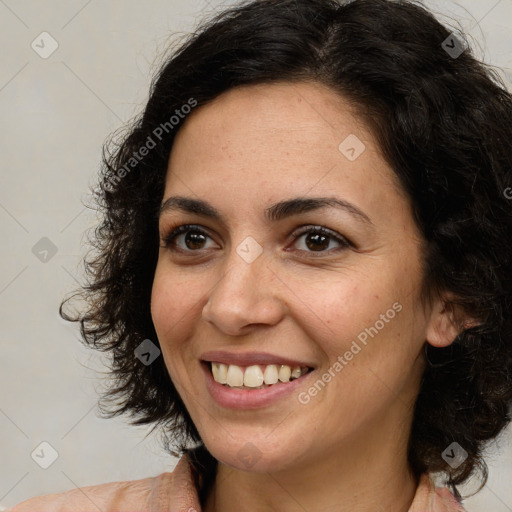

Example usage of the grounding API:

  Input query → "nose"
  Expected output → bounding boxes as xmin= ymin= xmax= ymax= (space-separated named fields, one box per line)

xmin=201 ymin=247 xmax=287 ymax=336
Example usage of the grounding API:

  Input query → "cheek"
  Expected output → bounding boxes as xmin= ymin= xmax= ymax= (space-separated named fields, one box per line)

xmin=150 ymin=265 xmax=207 ymax=369
xmin=150 ymin=277 xmax=174 ymax=339
xmin=294 ymin=274 xmax=399 ymax=344
xmin=295 ymin=265 xmax=424 ymax=374
xmin=150 ymin=268 xmax=190 ymax=363
xmin=303 ymin=281 xmax=423 ymax=421
xmin=151 ymin=264 xmax=195 ymax=330
xmin=150 ymin=281 xmax=187 ymax=394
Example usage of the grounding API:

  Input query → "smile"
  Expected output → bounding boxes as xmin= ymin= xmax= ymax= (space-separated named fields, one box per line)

xmin=210 ymin=362 xmax=312 ymax=389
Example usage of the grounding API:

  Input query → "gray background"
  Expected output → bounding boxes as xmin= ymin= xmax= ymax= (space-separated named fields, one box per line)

xmin=0 ymin=0 xmax=511 ymax=510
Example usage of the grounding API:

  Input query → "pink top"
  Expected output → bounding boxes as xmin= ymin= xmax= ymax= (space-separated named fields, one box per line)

xmin=7 ymin=454 xmax=466 ymax=512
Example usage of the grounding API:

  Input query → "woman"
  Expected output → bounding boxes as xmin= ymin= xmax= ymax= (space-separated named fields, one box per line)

xmin=9 ymin=0 xmax=512 ymax=510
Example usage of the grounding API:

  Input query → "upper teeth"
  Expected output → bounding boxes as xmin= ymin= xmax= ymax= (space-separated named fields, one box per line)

xmin=211 ymin=362 xmax=309 ymax=388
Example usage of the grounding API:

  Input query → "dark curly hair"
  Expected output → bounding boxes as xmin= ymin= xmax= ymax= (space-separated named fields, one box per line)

xmin=60 ymin=0 xmax=512 ymax=501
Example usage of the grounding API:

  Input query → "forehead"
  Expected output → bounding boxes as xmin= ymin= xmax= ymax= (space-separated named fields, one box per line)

xmin=164 ymin=81 xmax=409 ymax=223
xmin=172 ymin=81 xmax=367 ymax=157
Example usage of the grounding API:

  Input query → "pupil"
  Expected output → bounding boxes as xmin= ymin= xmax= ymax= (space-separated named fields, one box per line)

xmin=186 ymin=231 xmax=206 ymax=250
xmin=306 ymin=233 xmax=328 ymax=251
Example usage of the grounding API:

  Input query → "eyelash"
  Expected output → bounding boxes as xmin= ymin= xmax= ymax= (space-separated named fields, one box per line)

xmin=160 ymin=224 xmax=352 ymax=256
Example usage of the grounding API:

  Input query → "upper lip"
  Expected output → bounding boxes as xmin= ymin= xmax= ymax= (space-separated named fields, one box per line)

xmin=201 ymin=350 xmax=315 ymax=369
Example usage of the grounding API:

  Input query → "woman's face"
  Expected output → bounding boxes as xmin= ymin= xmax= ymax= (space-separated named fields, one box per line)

xmin=151 ymin=81 xmax=448 ymax=472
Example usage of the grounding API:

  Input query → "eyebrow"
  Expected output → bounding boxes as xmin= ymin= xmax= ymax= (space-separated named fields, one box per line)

xmin=158 ymin=195 xmax=374 ymax=227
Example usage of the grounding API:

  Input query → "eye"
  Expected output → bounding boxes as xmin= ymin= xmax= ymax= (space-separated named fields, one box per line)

xmin=161 ymin=223 xmax=352 ymax=256
xmin=161 ymin=224 xmax=217 ymax=252
xmin=290 ymin=225 xmax=351 ymax=255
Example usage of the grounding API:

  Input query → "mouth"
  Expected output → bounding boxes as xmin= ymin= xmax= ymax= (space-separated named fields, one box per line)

xmin=202 ymin=361 xmax=314 ymax=390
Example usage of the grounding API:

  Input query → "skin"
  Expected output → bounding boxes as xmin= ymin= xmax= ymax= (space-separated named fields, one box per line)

xmin=150 ymin=81 xmax=462 ymax=512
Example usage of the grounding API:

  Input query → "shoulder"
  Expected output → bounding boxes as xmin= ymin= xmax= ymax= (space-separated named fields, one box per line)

xmin=6 ymin=454 xmax=201 ymax=512
xmin=409 ymin=473 xmax=467 ymax=512
xmin=6 ymin=472 xmax=176 ymax=512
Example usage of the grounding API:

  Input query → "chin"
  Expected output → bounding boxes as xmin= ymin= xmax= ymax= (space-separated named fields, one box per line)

xmin=204 ymin=434 xmax=303 ymax=473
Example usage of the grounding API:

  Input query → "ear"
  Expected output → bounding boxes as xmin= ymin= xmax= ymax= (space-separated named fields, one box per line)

xmin=425 ymin=295 xmax=478 ymax=348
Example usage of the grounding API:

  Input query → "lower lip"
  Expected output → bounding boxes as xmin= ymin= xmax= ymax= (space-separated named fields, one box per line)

xmin=201 ymin=362 xmax=315 ymax=410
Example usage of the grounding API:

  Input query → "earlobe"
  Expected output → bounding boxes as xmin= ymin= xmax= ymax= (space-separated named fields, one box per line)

xmin=425 ymin=299 xmax=467 ymax=348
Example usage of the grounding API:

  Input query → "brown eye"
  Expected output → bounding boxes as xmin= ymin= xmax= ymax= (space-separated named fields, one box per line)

xmin=291 ymin=226 xmax=351 ymax=254
xmin=162 ymin=225 xmax=216 ymax=251
xmin=304 ymin=232 xmax=330 ymax=251
xmin=161 ymin=224 xmax=351 ymax=256
xmin=182 ymin=231 xmax=207 ymax=250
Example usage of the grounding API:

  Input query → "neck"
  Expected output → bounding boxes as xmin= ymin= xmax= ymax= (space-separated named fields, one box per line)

xmin=202 ymin=422 xmax=419 ymax=512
